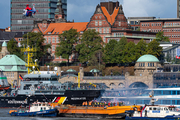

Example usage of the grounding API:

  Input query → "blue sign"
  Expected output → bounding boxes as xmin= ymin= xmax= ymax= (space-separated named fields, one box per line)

xmin=152 ymin=111 xmax=160 ymax=113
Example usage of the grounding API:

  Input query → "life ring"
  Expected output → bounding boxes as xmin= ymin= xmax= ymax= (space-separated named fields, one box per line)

xmin=133 ymin=107 xmax=137 ymax=111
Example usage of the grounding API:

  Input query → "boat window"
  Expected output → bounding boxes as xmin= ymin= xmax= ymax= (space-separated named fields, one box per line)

xmin=39 ymin=104 xmax=41 ymax=106
xmin=149 ymin=107 xmax=152 ymax=110
xmin=164 ymin=108 xmax=168 ymax=111
xmin=157 ymin=107 xmax=160 ymax=110
xmin=44 ymin=107 xmax=46 ymax=110
xmin=43 ymin=104 xmax=45 ymax=106
xmin=23 ymin=84 xmax=31 ymax=90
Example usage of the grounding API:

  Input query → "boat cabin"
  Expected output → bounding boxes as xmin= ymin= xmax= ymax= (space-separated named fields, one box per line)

xmin=29 ymin=102 xmax=53 ymax=112
xmin=139 ymin=105 xmax=180 ymax=118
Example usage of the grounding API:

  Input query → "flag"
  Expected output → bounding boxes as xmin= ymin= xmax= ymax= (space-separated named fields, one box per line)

xmin=19 ymin=74 xmax=23 ymax=81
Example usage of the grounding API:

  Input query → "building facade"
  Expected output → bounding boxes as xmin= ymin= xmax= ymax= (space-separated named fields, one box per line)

xmin=11 ymin=0 xmax=67 ymax=32
xmin=140 ymin=18 xmax=180 ymax=43
xmin=87 ymin=1 xmax=156 ymax=44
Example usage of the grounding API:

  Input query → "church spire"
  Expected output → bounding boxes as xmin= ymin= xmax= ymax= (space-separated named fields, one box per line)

xmin=118 ymin=5 xmax=124 ymax=14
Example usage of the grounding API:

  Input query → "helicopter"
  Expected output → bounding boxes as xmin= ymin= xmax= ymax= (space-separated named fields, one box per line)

xmin=22 ymin=4 xmax=37 ymax=19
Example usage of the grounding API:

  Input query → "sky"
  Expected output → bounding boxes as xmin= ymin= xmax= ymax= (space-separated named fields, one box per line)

xmin=0 ymin=0 xmax=177 ymax=29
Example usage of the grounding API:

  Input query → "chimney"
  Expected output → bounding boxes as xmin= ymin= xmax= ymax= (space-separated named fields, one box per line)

xmin=116 ymin=1 xmax=119 ymax=8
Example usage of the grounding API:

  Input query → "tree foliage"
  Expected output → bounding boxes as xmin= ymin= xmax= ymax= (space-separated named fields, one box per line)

xmin=55 ymin=29 xmax=79 ymax=65
xmin=88 ymin=49 xmax=105 ymax=71
xmin=146 ymin=39 xmax=163 ymax=58
xmin=103 ymin=39 xmax=118 ymax=64
xmin=135 ymin=39 xmax=147 ymax=59
xmin=76 ymin=29 xmax=103 ymax=63
xmin=21 ymin=32 xmax=51 ymax=63
xmin=156 ymin=31 xmax=170 ymax=42
xmin=7 ymin=39 xmax=23 ymax=59
xmin=122 ymin=41 xmax=136 ymax=64
xmin=114 ymin=37 xmax=128 ymax=64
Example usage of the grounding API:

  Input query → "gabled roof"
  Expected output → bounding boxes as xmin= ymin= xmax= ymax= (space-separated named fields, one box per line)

xmin=101 ymin=6 xmax=119 ymax=25
xmin=43 ymin=22 xmax=88 ymax=35
xmin=0 ymin=55 xmax=27 ymax=72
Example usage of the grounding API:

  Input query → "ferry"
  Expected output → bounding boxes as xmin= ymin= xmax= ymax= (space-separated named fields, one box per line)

xmin=0 ymin=73 xmax=105 ymax=107
xmin=9 ymin=101 xmax=58 ymax=117
xmin=125 ymin=92 xmax=180 ymax=120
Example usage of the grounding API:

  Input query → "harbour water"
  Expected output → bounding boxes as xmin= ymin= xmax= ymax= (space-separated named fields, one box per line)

xmin=0 ymin=108 xmax=120 ymax=120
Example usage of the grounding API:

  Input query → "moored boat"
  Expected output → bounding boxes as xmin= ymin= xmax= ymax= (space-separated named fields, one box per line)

xmin=9 ymin=102 xmax=58 ymax=117
xmin=125 ymin=91 xmax=180 ymax=120
xmin=57 ymin=104 xmax=142 ymax=118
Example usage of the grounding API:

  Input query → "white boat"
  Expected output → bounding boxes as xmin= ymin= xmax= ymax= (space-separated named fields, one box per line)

xmin=125 ymin=92 xmax=180 ymax=120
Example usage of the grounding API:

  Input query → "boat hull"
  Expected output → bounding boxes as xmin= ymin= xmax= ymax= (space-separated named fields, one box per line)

xmin=0 ymin=90 xmax=103 ymax=107
xmin=9 ymin=109 xmax=57 ymax=117
xmin=58 ymin=105 xmax=141 ymax=119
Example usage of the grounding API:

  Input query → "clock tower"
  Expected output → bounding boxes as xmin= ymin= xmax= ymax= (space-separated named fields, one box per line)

xmin=55 ymin=0 xmax=66 ymax=23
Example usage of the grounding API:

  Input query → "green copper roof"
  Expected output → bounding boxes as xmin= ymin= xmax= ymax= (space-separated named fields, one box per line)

xmin=66 ymin=69 xmax=76 ymax=72
xmin=2 ymin=41 xmax=7 ymax=47
xmin=137 ymin=54 xmax=159 ymax=62
xmin=90 ymin=69 xmax=100 ymax=72
xmin=0 ymin=55 xmax=27 ymax=72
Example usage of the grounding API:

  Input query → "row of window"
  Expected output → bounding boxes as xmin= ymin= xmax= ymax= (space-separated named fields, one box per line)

xmin=45 ymin=37 xmax=59 ymax=43
xmin=11 ymin=14 xmax=48 ymax=19
xmin=138 ymin=63 xmax=155 ymax=67
xmin=164 ymin=23 xmax=180 ymax=26
xmin=163 ymin=28 xmax=180 ymax=32
xmin=12 ymin=26 xmax=34 ymax=30
xmin=11 ymin=8 xmax=50 ymax=14
xmin=114 ymin=33 xmax=124 ymax=37
xmin=12 ymin=3 xmax=49 ymax=8
xmin=141 ymin=23 xmax=162 ymax=27
xmin=4 ymin=72 xmax=15 ymax=78
xmin=89 ymin=28 xmax=110 ymax=34
xmin=165 ymin=34 xmax=180 ymax=38
xmin=12 ymin=20 xmax=34 ymax=25
xmin=142 ymin=29 xmax=161 ymax=33
xmin=130 ymin=21 xmax=139 ymax=25
xmin=132 ymin=34 xmax=156 ymax=37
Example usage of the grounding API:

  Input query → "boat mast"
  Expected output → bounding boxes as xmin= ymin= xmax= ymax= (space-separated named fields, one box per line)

xmin=21 ymin=33 xmax=37 ymax=74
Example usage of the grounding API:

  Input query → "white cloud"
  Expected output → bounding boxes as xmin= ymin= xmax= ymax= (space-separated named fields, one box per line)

xmin=122 ymin=0 xmax=176 ymax=18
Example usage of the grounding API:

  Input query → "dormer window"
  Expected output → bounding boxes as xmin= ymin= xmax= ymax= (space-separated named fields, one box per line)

xmin=48 ymin=32 xmax=51 ymax=34
xmin=80 ymin=31 xmax=83 ymax=34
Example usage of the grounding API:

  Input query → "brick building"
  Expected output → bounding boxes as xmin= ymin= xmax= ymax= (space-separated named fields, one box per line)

xmin=87 ymin=1 xmax=156 ymax=44
xmin=140 ymin=18 xmax=180 ymax=43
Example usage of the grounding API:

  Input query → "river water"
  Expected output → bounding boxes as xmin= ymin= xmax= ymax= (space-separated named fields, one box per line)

xmin=0 ymin=108 xmax=122 ymax=120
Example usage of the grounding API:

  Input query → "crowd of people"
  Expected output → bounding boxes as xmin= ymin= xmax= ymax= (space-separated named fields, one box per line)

xmin=82 ymin=100 xmax=124 ymax=107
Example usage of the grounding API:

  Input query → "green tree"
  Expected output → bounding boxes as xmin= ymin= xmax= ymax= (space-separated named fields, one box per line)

xmin=103 ymin=39 xmax=118 ymax=64
xmin=7 ymin=39 xmax=23 ymax=59
xmin=21 ymin=32 xmax=51 ymax=63
xmin=76 ymin=29 xmax=103 ymax=64
xmin=156 ymin=31 xmax=170 ymax=42
xmin=146 ymin=39 xmax=163 ymax=59
xmin=55 ymin=29 xmax=79 ymax=66
xmin=88 ymin=49 xmax=105 ymax=71
xmin=114 ymin=37 xmax=128 ymax=65
xmin=135 ymin=39 xmax=147 ymax=60
xmin=122 ymin=41 xmax=136 ymax=64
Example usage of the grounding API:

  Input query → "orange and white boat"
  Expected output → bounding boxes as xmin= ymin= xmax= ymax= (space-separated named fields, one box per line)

xmin=56 ymin=104 xmax=142 ymax=119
